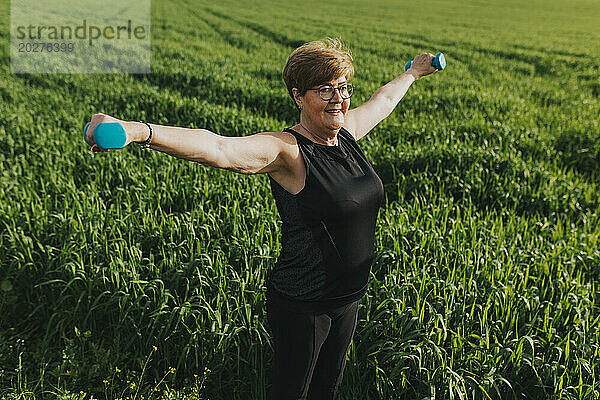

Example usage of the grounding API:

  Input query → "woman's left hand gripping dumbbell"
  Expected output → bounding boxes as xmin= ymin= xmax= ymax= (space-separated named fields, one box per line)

xmin=84 ymin=113 xmax=150 ymax=152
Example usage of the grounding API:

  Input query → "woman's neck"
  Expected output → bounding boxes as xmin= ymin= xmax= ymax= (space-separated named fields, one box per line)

xmin=295 ymin=121 xmax=338 ymax=146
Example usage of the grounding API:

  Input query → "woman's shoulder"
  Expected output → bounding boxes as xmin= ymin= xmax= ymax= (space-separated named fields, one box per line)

xmin=270 ymin=130 xmax=304 ymax=161
xmin=282 ymin=126 xmax=307 ymax=143
xmin=279 ymin=127 xmax=315 ymax=154
xmin=267 ymin=130 xmax=308 ymax=195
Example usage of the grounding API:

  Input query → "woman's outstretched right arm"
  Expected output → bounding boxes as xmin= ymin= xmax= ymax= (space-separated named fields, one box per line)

xmin=86 ymin=113 xmax=294 ymax=175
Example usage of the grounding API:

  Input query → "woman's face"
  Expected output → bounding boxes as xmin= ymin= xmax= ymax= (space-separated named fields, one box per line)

xmin=296 ymin=76 xmax=351 ymax=133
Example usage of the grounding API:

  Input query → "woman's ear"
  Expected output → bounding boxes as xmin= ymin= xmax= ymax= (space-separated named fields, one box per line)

xmin=292 ymin=88 xmax=303 ymax=110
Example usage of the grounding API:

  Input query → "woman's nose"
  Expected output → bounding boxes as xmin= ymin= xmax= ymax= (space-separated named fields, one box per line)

xmin=329 ymin=88 xmax=343 ymax=102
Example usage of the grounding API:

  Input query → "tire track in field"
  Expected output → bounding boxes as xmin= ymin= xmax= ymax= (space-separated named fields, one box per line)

xmin=510 ymin=43 xmax=586 ymax=59
xmin=126 ymin=0 xmax=299 ymax=124
xmin=185 ymin=8 xmax=261 ymax=51
xmin=323 ymin=25 xmax=474 ymax=68
xmin=177 ymin=0 xmax=295 ymax=53
xmin=201 ymin=7 xmax=305 ymax=49
xmin=162 ymin=0 xmax=246 ymax=50
xmin=128 ymin=62 xmax=298 ymax=125
xmin=349 ymin=24 xmax=587 ymax=78
xmin=159 ymin=0 xmax=241 ymax=50
xmin=426 ymin=38 xmax=588 ymax=77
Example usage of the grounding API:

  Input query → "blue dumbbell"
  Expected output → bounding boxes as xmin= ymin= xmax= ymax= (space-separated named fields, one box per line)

xmin=83 ymin=122 xmax=127 ymax=149
xmin=405 ymin=52 xmax=446 ymax=71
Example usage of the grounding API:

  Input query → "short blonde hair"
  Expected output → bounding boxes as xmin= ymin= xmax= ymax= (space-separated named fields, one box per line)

xmin=283 ymin=38 xmax=354 ymax=107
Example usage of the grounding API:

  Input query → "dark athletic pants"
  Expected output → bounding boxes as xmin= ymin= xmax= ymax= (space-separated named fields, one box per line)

xmin=266 ymin=297 xmax=360 ymax=400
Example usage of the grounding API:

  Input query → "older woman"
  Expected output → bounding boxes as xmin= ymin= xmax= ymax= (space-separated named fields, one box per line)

xmin=86 ymin=38 xmax=437 ymax=399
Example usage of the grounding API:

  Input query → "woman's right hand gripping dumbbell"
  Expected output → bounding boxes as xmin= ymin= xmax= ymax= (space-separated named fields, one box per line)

xmin=84 ymin=113 xmax=151 ymax=152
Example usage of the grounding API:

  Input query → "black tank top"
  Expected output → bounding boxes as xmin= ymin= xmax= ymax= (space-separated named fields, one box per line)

xmin=266 ymin=127 xmax=384 ymax=313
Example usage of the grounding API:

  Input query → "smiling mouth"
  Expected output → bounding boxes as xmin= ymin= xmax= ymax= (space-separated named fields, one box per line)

xmin=325 ymin=109 xmax=342 ymax=115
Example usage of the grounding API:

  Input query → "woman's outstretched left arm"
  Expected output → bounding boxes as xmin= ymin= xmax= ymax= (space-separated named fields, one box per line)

xmin=344 ymin=53 xmax=437 ymax=141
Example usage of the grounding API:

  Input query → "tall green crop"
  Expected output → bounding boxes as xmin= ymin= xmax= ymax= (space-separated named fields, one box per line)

xmin=1 ymin=0 xmax=599 ymax=398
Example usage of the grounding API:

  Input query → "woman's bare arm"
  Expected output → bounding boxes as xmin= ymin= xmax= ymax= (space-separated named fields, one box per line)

xmin=343 ymin=53 xmax=437 ymax=141
xmin=87 ymin=113 xmax=294 ymax=175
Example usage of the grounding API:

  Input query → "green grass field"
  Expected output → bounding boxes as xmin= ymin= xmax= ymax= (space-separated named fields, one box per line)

xmin=1 ymin=0 xmax=600 ymax=398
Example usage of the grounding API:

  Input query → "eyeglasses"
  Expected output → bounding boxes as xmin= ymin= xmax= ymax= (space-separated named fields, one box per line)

xmin=307 ymin=83 xmax=354 ymax=101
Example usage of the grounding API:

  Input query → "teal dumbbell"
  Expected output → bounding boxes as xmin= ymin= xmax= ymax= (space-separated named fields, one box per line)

xmin=405 ymin=52 xmax=446 ymax=71
xmin=83 ymin=122 xmax=127 ymax=149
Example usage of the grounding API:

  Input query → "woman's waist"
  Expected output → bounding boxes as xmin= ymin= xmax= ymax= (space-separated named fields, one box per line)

xmin=266 ymin=280 xmax=367 ymax=314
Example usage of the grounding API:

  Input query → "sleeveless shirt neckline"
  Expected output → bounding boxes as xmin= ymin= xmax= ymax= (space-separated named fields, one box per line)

xmin=284 ymin=127 xmax=342 ymax=149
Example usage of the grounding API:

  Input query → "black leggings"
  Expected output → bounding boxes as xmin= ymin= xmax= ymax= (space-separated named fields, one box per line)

xmin=266 ymin=298 xmax=360 ymax=400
